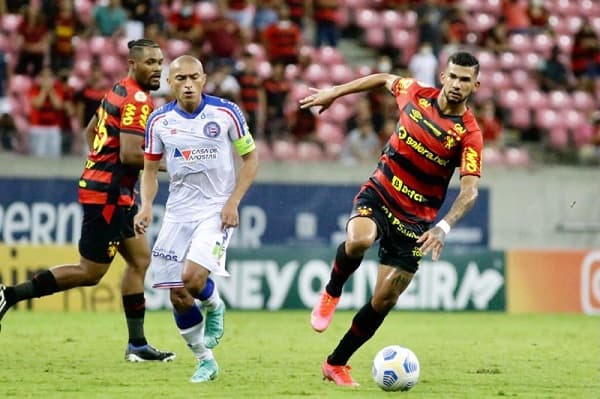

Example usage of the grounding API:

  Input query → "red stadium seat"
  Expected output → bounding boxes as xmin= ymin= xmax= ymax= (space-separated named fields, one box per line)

xmin=522 ymin=52 xmax=542 ymax=70
xmin=556 ymin=34 xmax=573 ymax=55
xmin=471 ymin=12 xmax=496 ymax=32
xmin=67 ymin=74 xmax=85 ymax=92
xmin=504 ymin=147 xmax=531 ymax=168
xmin=535 ymin=108 xmax=563 ymax=130
xmin=497 ymin=89 xmax=521 ymax=109
xmin=195 ymin=1 xmax=218 ymax=21
xmin=245 ymin=42 xmax=266 ymax=62
xmin=476 ymin=50 xmax=497 ymax=71
xmin=166 ymin=39 xmax=192 ymax=59
xmin=89 ymin=36 xmax=113 ymax=56
xmin=509 ymin=34 xmax=532 ymax=53
xmin=508 ymin=106 xmax=531 ymax=129
xmin=100 ymin=54 xmax=125 ymax=78
xmin=498 ymin=51 xmax=520 ymax=71
xmin=548 ymin=91 xmax=570 ymax=109
xmin=355 ymin=65 xmax=373 ymax=77
xmin=316 ymin=122 xmax=345 ymax=145
xmin=271 ymin=140 xmax=298 ymax=161
xmin=0 ymin=13 xmax=23 ymax=33
xmin=9 ymin=74 xmax=33 ymax=95
xmin=254 ymin=140 xmax=273 ymax=161
xmin=315 ymin=46 xmax=344 ymax=65
xmin=321 ymin=102 xmax=353 ymax=124
xmin=115 ymin=36 xmax=130 ymax=56
xmin=510 ymin=69 xmax=534 ymax=90
xmin=403 ymin=10 xmax=417 ymax=29
xmin=257 ymin=60 xmax=271 ymax=79
xmin=481 ymin=0 xmax=502 ymax=14
xmin=381 ymin=10 xmax=404 ymax=30
xmin=74 ymin=0 xmax=94 ymax=24
xmin=548 ymin=127 xmax=569 ymax=149
xmin=532 ymin=33 xmax=554 ymax=57
xmin=365 ymin=27 xmax=386 ymax=48
xmin=303 ymin=64 xmax=330 ymax=85
xmin=284 ymin=64 xmax=300 ymax=81
xmin=345 ymin=0 xmax=370 ymax=8
xmin=296 ymin=141 xmax=325 ymax=161
xmin=73 ymin=58 xmax=92 ymax=78
xmin=525 ymin=89 xmax=548 ymax=109
xmin=571 ymin=91 xmax=596 ymax=112
xmin=482 ymin=147 xmax=505 ymax=166
xmin=564 ymin=109 xmax=586 ymax=132
xmin=330 ymin=64 xmax=356 ymax=84
xmin=355 ymin=8 xmax=379 ymax=29
xmin=549 ymin=0 xmax=579 ymax=17
xmin=324 ymin=142 xmax=343 ymax=160
xmin=490 ymin=71 xmax=508 ymax=90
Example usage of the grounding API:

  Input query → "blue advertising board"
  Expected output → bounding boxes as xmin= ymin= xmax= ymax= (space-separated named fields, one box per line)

xmin=0 ymin=178 xmax=488 ymax=247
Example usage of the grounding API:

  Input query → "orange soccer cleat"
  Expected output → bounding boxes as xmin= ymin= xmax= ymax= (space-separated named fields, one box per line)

xmin=310 ymin=291 xmax=340 ymax=332
xmin=322 ymin=360 xmax=360 ymax=387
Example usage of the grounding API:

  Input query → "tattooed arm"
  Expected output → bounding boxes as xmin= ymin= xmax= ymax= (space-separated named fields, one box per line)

xmin=417 ymin=175 xmax=479 ymax=261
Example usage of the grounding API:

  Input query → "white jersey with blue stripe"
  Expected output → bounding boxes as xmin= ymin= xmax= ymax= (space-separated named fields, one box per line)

xmin=145 ymin=94 xmax=253 ymax=222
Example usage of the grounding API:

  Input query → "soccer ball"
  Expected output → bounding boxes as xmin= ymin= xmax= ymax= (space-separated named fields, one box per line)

xmin=372 ymin=345 xmax=420 ymax=392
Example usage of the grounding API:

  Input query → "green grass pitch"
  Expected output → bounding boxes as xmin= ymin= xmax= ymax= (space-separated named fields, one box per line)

xmin=0 ymin=310 xmax=598 ymax=399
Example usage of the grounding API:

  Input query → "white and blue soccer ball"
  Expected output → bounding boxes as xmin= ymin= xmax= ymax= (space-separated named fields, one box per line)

xmin=372 ymin=345 xmax=420 ymax=392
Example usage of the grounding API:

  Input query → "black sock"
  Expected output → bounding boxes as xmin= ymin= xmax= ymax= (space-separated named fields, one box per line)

xmin=123 ymin=293 xmax=147 ymax=347
xmin=325 ymin=242 xmax=363 ymax=297
xmin=3 ymin=270 xmax=59 ymax=307
xmin=327 ymin=301 xmax=388 ymax=366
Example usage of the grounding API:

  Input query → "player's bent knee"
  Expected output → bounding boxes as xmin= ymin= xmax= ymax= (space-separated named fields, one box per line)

xmin=346 ymin=236 xmax=375 ymax=255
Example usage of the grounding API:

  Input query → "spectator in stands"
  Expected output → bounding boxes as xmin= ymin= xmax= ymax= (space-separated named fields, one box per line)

xmin=0 ymin=101 xmax=20 ymax=152
xmin=408 ymin=42 xmax=438 ymax=87
xmin=254 ymin=0 xmax=279 ymax=35
xmin=537 ymin=45 xmax=573 ymax=93
xmin=340 ymin=117 xmax=381 ymax=165
xmin=441 ymin=6 xmax=468 ymax=51
xmin=144 ymin=22 xmax=168 ymax=50
xmin=286 ymin=0 xmax=306 ymax=29
xmin=263 ymin=61 xmax=290 ymax=145
xmin=312 ymin=0 xmax=339 ymax=48
xmin=14 ymin=3 xmax=50 ymax=77
xmin=166 ymin=0 xmax=203 ymax=46
xmin=93 ymin=0 xmax=128 ymax=37
xmin=483 ymin=16 xmax=511 ymax=54
xmin=476 ymin=99 xmax=504 ymax=148
xmin=526 ymin=0 xmax=549 ymax=33
xmin=224 ymin=0 xmax=255 ymax=44
xmin=289 ymin=106 xmax=324 ymax=150
xmin=0 ymin=51 xmax=7 ymax=98
xmin=50 ymin=0 xmax=84 ymax=74
xmin=416 ymin=0 xmax=448 ymax=56
xmin=75 ymin=64 xmax=108 ymax=137
xmin=56 ymin=68 xmax=78 ymax=154
xmin=235 ymin=51 xmax=265 ymax=139
xmin=579 ymin=112 xmax=600 ymax=165
xmin=204 ymin=61 xmax=241 ymax=103
xmin=203 ymin=2 xmax=243 ymax=72
xmin=571 ymin=19 xmax=600 ymax=92
xmin=122 ymin=0 xmax=164 ymax=26
xmin=27 ymin=66 xmax=65 ymax=158
xmin=262 ymin=3 xmax=302 ymax=66
xmin=502 ymin=0 xmax=530 ymax=34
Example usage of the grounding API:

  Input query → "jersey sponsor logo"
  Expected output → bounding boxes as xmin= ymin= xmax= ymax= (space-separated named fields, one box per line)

xmin=152 ymin=249 xmax=179 ymax=262
xmin=381 ymin=205 xmax=421 ymax=239
xmin=174 ymin=147 xmax=218 ymax=161
xmin=397 ymin=125 xmax=449 ymax=167
xmin=391 ymin=176 xmax=426 ymax=203
xmin=122 ymin=103 xmax=137 ymax=126
xmin=463 ymin=146 xmax=480 ymax=173
xmin=134 ymin=91 xmax=147 ymax=102
xmin=203 ymin=121 xmax=221 ymax=138
xmin=396 ymin=78 xmax=414 ymax=92
xmin=418 ymin=98 xmax=431 ymax=108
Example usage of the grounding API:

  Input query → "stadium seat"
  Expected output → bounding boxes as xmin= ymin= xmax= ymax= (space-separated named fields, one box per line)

xmin=355 ymin=8 xmax=379 ymax=29
xmin=256 ymin=60 xmax=272 ymax=79
xmin=321 ymin=102 xmax=353 ymax=124
xmin=497 ymin=89 xmax=521 ymax=109
xmin=245 ymin=42 xmax=266 ymax=62
xmin=355 ymin=65 xmax=373 ymax=77
xmin=0 ymin=13 xmax=23 ymax=33
xmin=498 ymin=51 xmax=520 ymax=71
xmin=490 ymin=71 xmax=508 ymax=90
xmin=548 ymin=127 xmax=569 ymax=149
xmin=324 ymin=142 xmax=343 ymax=160
xmin=482 ymin=147 xmax=505 ymax=166
xmin=101 ymin=54 xmax=125 ymax=79
xmin=381 ymin=9 xmax=404 ymax=30
xmin=271 ymin=140 xmax=298 ymax=161
xmin=476 ymin=50 xmax=497 ymax=71
xmin=89 ymin=36 xmax=113 ymax=56
xmin=549 ymin=0 xmax=578 ymax=17
xmin=344 ymin=0 xmax=370 ymax=8
xmin=166 ymin=39 xmax=192 ymax=59
xmin=296 ymin=141 xmax=325 ymax=162
xmin=115 ymin=36 xmax=130 ymax=56
xmin=330 ymin=64 xmax=355 ymax=84
xmin=67 ymin=74 xmax=85 ymax=92
xmin=508 ymin=106 xmax=531 ymax=129
xmin=315 ymin=46 xmax=345 ymax=65
xmin=522 ymin=52 xmax=542 ymax=70
xmin=535 ymin=108 xmax=563 ymax=130
xmin=571 ymin=91 xmax=595 ymax=112
xmin=196 ymin=1 xmax=218 ymax=21
xmin=548 ymin=91 xmax=570 ymax=109
xmin=510 ymin=69 xmax=534 ymax=90
xmin=504 ymin=147 xmax=531 ymax=167
xmin=508 ymin=34 xmax=532 ymax=53
xmin=9 ymin=74 xmax=33 ymax=95
xmin=365 ymin=27 xmax=386 ymax=48
xmin=254 ymin=140 xmax=273 ymax=161
xmin=403 ymin=10 xmax=417 ymax=29
xmin=564 ymin=109 xmax=586 ymax=132
xmin=303 ymin=64 xmax=330 ymax=85
xmin=284 ymin=64 xmax=300 ymax=81
xmin=556 ymin=34 xmax=573 ymax=55
xmin=481 ymin=0 xmax=502 ymax=14
xmin=316 ymin=122 xmax=345 ymax=145
xmin=471 ymin=12 xmax=496 ymax=33
xmin=74 ymin=0 xmax=94 ymax=24
xmin=73 ymin=58 xmax=92 ymax=78
xmin=532 ymin=33 xmax=554 ymax=57
xmin=525 ymin=89 xmax=549 ymax=109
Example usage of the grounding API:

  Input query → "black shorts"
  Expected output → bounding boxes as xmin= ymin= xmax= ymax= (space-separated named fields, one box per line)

xmin=78 ymin=204 xmax=138 ymax=264
xmin=350 ymin=187 xmax=429 ymax=273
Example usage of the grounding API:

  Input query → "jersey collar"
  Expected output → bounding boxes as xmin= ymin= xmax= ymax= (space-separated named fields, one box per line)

xmin=174 ymin=94 xmax=208 ymax=119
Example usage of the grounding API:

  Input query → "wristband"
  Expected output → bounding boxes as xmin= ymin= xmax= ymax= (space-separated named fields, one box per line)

xmin=436 ymin=220 xmax=451 ymax=235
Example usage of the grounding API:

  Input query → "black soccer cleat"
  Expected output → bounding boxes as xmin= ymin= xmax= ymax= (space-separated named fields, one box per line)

xmin=125 ymin=344 xmax=176 ymax=362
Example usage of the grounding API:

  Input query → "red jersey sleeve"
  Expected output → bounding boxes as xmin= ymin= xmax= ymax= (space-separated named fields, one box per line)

xmin=119 ymin=89 xmax=154 ymax=136
xmin=459 ymin=113 xmax=484 ymax=177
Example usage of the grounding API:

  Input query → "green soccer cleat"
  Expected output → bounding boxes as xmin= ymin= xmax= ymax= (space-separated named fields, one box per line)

xmin=204 ymin=300 xmax=225 ymax=349
xmin=190 ymin=358 xmax=219 ymax=383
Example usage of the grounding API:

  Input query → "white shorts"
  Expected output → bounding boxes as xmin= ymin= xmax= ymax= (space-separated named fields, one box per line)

xmin=150 ymin=213 xmax=233 ymax=289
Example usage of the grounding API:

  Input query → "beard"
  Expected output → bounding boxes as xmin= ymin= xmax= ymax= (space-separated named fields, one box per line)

xmin=140 ymin=80 xmax=160 ymax=91
xmin=444 ymin=88 xmax=470 ymax=105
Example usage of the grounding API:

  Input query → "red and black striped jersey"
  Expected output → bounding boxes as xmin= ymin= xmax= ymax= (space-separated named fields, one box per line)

xmin=78 ymin=76 xmax=153 ymax=209
xmin=365 ymin=77 xmax=483 ymax=224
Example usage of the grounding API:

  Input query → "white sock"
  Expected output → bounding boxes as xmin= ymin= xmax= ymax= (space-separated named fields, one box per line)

xmin=179 ymin=321 xmax=213 ymax=361
xmin=201 ymin=285 xmax=222 ymax=311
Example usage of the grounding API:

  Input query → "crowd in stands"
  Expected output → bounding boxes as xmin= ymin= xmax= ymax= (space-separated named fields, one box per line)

xmin=0 ymin=0 xmax=598 ymax=166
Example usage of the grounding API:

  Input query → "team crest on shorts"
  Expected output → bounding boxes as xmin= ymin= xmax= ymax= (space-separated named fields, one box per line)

xmin=204 ymin=121 xmax=221 ymax=138
xmin=356 ymin=206 xmax=373 ymax=216
xmin=106 ymin=240 xmax=119 ymax=259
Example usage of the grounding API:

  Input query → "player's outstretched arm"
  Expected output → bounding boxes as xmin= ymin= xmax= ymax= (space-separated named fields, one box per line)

xmin=134 ymin=158 xmax=161 ymax=236
xmin=417 ymin=175 xmax=479 ymax=261
xmin=221 ymin=149 xmax=259 ymax=230
xmin=84 ymin=115 xmax=98 ymax=152
xmin=299 ymin=73 xmax=398 ymax=113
